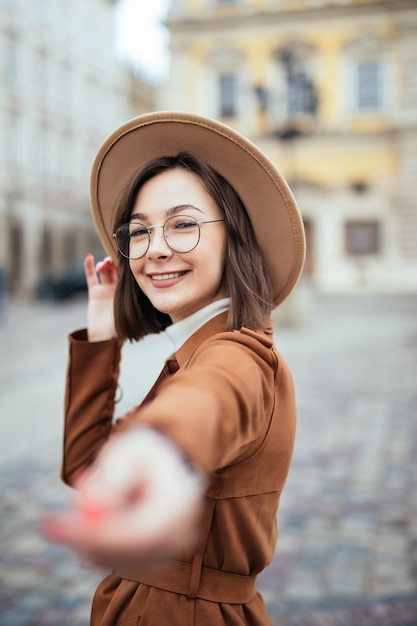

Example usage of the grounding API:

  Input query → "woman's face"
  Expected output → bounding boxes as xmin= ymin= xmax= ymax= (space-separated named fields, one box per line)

xmin=129 ymin=168 xmax=227 ymax=323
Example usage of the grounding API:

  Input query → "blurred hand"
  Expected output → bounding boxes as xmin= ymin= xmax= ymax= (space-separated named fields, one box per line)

xmin=42 ymin=428 xmax=206 ymax=569
xmin=85 ymin=253 xmax=118 ymax=342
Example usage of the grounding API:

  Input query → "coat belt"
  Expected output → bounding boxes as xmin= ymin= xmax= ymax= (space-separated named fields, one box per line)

xmin=115 ymin=556 xmax=257 ymax=604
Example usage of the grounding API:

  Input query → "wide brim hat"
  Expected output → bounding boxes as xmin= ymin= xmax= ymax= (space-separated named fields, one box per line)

xmin=90 ymin=111 xmax=305 ymax=307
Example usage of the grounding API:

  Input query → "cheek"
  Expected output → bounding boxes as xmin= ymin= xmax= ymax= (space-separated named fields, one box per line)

xmin=204 ymin=239 xmax=226 ymax=282
xmin=128 ymin=260 xmax=146 ymax=290
xmin=129 ymin=258 xmax=143 ymax=276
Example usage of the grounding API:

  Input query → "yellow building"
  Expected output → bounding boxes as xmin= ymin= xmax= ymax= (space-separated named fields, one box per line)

xmin=159 ymin=0 xmax=417 ymax=294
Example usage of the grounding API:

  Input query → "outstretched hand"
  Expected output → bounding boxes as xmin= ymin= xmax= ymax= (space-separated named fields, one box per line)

xmin=42 ymin=428 xmax=205 ymax=570
xmin=84 ymin=253 xmax=118 ymax=342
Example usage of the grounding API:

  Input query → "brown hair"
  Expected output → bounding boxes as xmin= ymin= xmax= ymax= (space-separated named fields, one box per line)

xmin=113 ymin=153 xmax=273 ymax=341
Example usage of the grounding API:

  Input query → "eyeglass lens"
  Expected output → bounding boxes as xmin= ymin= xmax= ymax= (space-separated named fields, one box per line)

xmin=115 ymin=215 xmax=201 ymax=259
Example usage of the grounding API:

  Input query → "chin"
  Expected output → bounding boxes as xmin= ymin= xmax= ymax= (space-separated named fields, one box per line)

xmin=150 ymin=300 xmax=183 ymax=318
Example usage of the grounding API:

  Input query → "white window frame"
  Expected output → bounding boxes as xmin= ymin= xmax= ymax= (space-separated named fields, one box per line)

xmin=342 ymin=35 xmax=391 ymax=117
xmin=205 ymin=48 xmax=246 ymax=122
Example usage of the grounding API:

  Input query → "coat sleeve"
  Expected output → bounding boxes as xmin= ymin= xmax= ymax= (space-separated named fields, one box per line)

xmin=61 ymin=329 xmax=123 ymax=485
xmin=114 ymin=331 xmax=283 ymax=475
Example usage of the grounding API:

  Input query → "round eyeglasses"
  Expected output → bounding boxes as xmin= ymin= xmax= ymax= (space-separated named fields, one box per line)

xmin=113 ymin=215 xmax=225 ymax=260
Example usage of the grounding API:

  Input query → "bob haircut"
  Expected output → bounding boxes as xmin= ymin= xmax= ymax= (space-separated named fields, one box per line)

xmin=112 ymin=152 xmax=273 ymax=341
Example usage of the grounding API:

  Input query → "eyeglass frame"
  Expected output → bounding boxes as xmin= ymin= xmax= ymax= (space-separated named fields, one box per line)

xmin=112 ymin=214 xmax=225 ymax=260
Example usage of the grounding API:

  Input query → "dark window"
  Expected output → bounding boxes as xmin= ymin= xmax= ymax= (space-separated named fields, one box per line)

xmin=345 ymin=220 xmax=380 ymax=255
xmin=288 ymin=70 xmax=317 ymax=115
xmin=40 ymin=226 xmax=53 ymax=275
xmin=219 ymin=73 xmax=237 ymax=118
xmin=277 ymin=48 xmax=318 ymax=117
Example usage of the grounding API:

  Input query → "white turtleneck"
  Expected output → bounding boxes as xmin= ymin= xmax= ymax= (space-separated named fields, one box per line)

xmin=164 ymin=298 xmax=230 ymax=352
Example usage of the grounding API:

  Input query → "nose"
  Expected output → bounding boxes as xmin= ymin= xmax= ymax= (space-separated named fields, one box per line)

xmin=146 ymin=225 xmax=173 ymax=259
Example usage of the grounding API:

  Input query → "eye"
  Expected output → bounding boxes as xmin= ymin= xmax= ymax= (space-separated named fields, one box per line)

xmin=171 ymin=217 xmax=198 ymax=230
xmin=129 ymin=224 xmax=149 ymax=238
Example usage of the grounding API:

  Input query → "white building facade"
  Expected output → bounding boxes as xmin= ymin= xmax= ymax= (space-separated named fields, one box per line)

xmin=0 ymin=0 xmax=132 ymax=296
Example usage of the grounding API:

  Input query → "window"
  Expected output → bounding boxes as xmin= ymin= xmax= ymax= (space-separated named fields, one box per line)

xmin=38 ymin=125 xmax=52 ymax=179
xmin=58 ymin=134 xmax=73 ymax=183
xmin=207 ymin=48 xmax=243 ymax=121
xmin=357 ymin=60 xmax=382 ymax=111
xmin=5 ymin=117 xmax=21 ymax=169
xmin=345 ymin=220 xmax=380 ymax=255
xmin=40 ymin=226 xmax=53 ymax=275
xmin=288 ymin=69 xmax=318 ymax=115
xmin=344 ymin=36 xmax=388 ymax=115
xmin=219 ymin=73 xmax=237 ymax=118
xmin=63 ymin=231 xmax=77 ymax=265
xmin=4 ymin=34 xmax=18 ymax=85
xmin=271 ymin=44 xmax=318 ymax=123
xmin=59 ymin=64 xmax=72 ymax=110
xmin=36 ymin=51 xmax=49 ymax=103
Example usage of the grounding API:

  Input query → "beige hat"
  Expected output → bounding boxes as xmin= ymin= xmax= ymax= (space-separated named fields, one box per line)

xmin=90 ymin=111 xmax=305 ymax=306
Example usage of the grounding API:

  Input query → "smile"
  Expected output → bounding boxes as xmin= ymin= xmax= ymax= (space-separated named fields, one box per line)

xmin=150 ymin=272 xmax=187 ymax=281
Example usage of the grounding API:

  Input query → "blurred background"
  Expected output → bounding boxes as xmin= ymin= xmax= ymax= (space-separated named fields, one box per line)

xmin=0 ymin=0 xmax=416 ymax=301
xmin=0 ymin=0 xmax=416 ymax=624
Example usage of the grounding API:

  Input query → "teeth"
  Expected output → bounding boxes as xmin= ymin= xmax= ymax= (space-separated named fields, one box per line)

xmin=151 ymin=272 xmax=184 ymax=281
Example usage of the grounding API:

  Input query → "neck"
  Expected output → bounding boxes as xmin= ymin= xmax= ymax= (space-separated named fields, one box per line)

xmin=165 ymin=298 xmax=230 ymax=352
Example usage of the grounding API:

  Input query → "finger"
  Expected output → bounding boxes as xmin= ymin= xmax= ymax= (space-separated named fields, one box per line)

xmin=84 ymin=253 xmax=99 ymax=289
xmin=96 ymin=257 xmax=118 ymax=285
xmin=42 ymin=490 xmax=202 ymax=558
xmin=41 ymin=511 xmax=165 ymax=571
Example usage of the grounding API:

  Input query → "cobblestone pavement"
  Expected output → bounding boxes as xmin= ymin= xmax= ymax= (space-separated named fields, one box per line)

xmin=0 ymin=294 xmax=416 ymax=625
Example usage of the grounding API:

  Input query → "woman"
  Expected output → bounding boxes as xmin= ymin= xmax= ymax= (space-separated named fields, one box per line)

xmin=46 ymin=112 xmax=305 ymax=625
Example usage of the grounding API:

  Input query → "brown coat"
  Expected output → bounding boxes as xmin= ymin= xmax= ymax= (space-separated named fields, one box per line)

xmin=62 ymin=313 xmax=296 ymax=626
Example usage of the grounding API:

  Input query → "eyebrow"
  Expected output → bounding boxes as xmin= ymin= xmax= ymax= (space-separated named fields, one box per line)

xmin=130 ymin=204 xmax=204 ymax=222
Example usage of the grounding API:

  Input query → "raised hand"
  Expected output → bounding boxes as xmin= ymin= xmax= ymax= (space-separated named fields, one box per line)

xmin=84 ymin=253 xmax=119 ymax=342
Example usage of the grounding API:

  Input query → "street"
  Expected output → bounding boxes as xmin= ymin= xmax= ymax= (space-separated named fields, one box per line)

xmin=0 ymin=294 xmax=416 ymax=625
